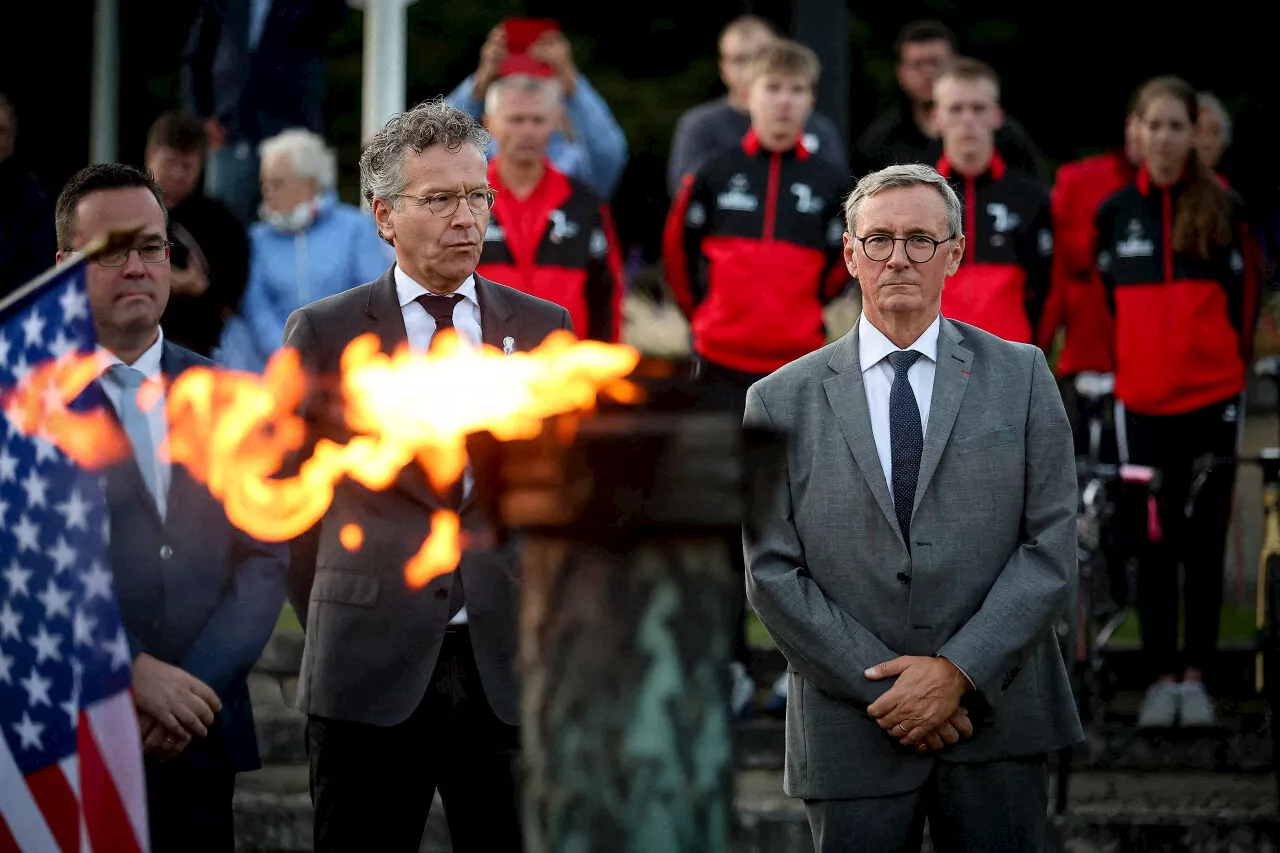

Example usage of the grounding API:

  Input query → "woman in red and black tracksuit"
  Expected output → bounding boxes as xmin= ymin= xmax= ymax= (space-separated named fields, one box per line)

xmin=1096 ymin=75 xmax=1258 ymax=729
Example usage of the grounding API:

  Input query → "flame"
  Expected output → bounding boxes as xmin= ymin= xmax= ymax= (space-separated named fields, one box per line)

xmin=1 ymin=352 xmax=131 ymax=468
xmin=164 ymin=329 xmax=640 ymax=587
xmin=339 ymin=523 xmax=364 ymax=551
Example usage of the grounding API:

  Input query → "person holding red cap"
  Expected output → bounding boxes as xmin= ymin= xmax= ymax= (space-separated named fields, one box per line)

xmin=447 ymin=24 xmax=628 ymax=200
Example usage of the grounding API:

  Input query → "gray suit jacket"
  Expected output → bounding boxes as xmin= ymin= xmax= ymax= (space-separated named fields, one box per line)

xmin=744 ymin=316 xmax=1083 ymax=801
xmin=283 ymin=269 xmax=572 ymax=727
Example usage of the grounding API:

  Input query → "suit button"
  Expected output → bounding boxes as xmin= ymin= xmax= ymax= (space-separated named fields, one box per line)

xmin=434 ymin=586 xmax=449 ymax=599
xmin=896 ymin=572 xmax=910 ymax=585
xmin=159 ymin=544 xmax=173 ymax=560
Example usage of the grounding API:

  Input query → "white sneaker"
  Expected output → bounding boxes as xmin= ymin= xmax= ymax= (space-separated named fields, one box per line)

xmin=1177 ymin=680 xmax=1217 ymax=728
xmin=730 ymin=662 xmax=756 ymax=720
xmin=1136 ymin=681 xmax=1179 ymax=729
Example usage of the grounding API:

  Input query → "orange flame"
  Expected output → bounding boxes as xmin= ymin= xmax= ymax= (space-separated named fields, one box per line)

xmin=339 ymin=523 xmax=364 ymax=551
xmin=163 ymin=329 xmax=640 ymax=587
xmin=1 ymin=352 xmax=131 ymax=468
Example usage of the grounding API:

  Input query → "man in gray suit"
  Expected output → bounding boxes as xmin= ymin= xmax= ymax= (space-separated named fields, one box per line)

xmin=744 ymin=163 xmax=1082 ymax=851
xmin=283 ymin=98 xmax=571 ymax=852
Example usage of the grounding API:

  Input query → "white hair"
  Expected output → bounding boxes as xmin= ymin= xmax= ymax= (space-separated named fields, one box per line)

xmin=259 ymin=128 xmax=337 ymax=191
xmin=1197 ymin=91 xmax=1232 ymax=148
xmin=483 ymin=74 xmax=564 ymax=118
xmin=845 ymin=163 xmax=963 ymax=239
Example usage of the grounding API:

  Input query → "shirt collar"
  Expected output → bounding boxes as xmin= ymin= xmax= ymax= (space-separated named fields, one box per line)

xmin=394 ymin=265 xmax=478 ymax=309
xmin=96 ymin=327 xmax=165 ymax=381
xmin=858 ymin=313 xmax=940 ymax=373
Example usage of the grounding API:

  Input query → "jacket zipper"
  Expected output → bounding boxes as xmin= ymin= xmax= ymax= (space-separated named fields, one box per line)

xmin=763 ymin=152 xmax=781 ymax=242
xmin=964 ymin=177 xmax=976 ymax=264
xmin=1161 ymin=187 xmax=1174 ymax=283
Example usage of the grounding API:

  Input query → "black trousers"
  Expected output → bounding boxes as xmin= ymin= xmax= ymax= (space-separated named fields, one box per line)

xmin=307 ymin=627 xmax=521 ymax=853
xmin=1057 ymin=375 xmax=1119 ymax=462
xmin=1123 ymin=397 xmax=1239 ymax=679
xmin=695 ymin=357 xmax=769 ymax=669
xmin=805 ymin=756 xmax=1049 ymax=853
xmin=145 ymin=757 xmax=236 ymax=853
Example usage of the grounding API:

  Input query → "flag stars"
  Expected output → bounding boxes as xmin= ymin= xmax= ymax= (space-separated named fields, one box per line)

xmin=54 ymin=489 xmax=90 ymax=531
xmin=0 ymin=331 xmax=9 ymax=367
xmin=103 ymin=627 xmax=131 ymax=670
xmin=29 ymin=623 xmax=63 ymax=665
xmin=0 ymin=445 xmax=16 ymax=483
xmin=60 ymin=690 xmax=79 ymax=729
xmin=20 ymin=468 xmax=49 ymax=509
xmin=12 ymin=514 xmax=41 ymax=553
xmin=36 ymin=579 xmax=71 ymax=621
xmin=0 ymin=651 xmax=11 ymax=684
xmin=80 ymin=561 xmax=112 ymax=601
xmin=59 ymin=285 xmax=89 ymax=324
xmin=19 ymin=667 xmax=52 ymax=707
xmin=3 ymin=560 xmax=33 ymax=598
xmin=47 ymin=537 xmax=76 ymax=575
xmin=12 ymin=712 xmax=45 ymax=750
xmin=20 ymin=308 xmax=45 ymax=348
xmin=72 ymin=609 xmax=97 ymax=647
xmin=47 ymin=329 xmax=79 ymax=362
xmin=0 ymin=601 xmax=21 ymax=640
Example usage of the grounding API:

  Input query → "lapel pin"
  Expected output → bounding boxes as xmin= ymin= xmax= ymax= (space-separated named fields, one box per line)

xmin=503 ymin=336 xmax=515 ymax=356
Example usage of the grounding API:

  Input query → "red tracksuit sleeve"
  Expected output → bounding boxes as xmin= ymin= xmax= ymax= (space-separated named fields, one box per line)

xmin=584 ymin=203 xmax=626 ymax=342
xmin=663 ymin=173 xmax=711 ymax=319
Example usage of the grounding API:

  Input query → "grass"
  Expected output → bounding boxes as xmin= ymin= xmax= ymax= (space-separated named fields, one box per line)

xmin=276 ymin=604 xmax=302 ymax=633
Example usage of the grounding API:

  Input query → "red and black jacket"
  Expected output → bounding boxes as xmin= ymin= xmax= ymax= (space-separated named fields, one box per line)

xmin=1096 ymin=165 xmax=1258 ymax=415
xmin=937 ymin=154 xmax=1053 ymax=345
xmin=663 ymin=130 xmax=850 ymax=375
xmin=1036 ymin=150 xmax=1136 ymax=375
xmin=476 ymin=161 xmax=624 ymax=342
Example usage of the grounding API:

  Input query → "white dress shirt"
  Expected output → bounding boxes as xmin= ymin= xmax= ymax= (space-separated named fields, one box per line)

xmin=97 ymin=329 xmax=170 ymax=519
xmin=394 ymin=265 xmax=481 ymax=624
xmin=858 ymin=313 xmax=940 ymax=506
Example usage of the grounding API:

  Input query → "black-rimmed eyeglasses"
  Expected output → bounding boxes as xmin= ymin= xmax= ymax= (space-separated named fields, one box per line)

xmin=395 ymin=189 xmax=498 ymax=218
xmin=855 ymin=233 xmax=955 ymax=264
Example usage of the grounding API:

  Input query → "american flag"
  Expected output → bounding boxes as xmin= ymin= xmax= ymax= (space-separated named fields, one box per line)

xmin=0 ymin=260 xmax=149 ymax=852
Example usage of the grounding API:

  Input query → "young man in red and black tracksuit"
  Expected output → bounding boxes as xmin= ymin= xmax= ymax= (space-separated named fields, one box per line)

xmin=1096 ymin=75 xmax=1259 ymax=727
xmin=477 ymin=72 xmax=624 ymax=341
xmin=931 ymin=58 xmax=1052 ymax=346
xmin=662 ymin=39 xmax=849 ymax=719
xmin=1036 ymin=106 xmax=1141 ymax=455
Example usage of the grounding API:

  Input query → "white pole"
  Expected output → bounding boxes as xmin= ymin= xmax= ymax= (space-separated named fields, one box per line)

xmin=90 ymin=0 xmax=119 ymax=163
xmin=359 ymin=0 xmax=417 ymax=146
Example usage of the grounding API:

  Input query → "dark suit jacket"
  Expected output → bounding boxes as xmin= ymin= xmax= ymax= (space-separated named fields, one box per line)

xmin=283 ymin=269 xmax=573 ymax=727
xmin=745 ymin=318 xmax=1083 ymax=801
xmin=109 ymin=340 xmax=288 ymax=772
xmin=180 ymin=0 xmax=348 ymax=144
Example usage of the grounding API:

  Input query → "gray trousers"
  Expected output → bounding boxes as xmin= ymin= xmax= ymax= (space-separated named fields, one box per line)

xmin=805 ymin=755 xmax=1049 ymax=853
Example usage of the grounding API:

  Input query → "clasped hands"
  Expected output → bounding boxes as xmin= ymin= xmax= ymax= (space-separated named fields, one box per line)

xmin=865 ymin=656 xmax=973 ymax=753
xmin=132 ymin=653 xmax=222 ymax=762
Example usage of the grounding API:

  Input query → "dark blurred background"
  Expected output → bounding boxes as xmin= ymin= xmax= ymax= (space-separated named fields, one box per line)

xmin=3 ymin=0 xmax=1274 ymax=263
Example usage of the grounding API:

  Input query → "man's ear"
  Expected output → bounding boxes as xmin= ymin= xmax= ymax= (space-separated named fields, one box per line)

xmin=992 ymin=104 xmax=1006 ymax=131
xmin=371 ymin=197 xmax=395 ymax=245
xmin=944 ymin=234 xmax=965 ymax=276
xmin=843 ymin=232 xmax=858 ymax=280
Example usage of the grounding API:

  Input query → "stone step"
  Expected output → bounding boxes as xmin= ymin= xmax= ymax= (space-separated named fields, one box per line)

xmin=256 ymin=630 xmax=304 ymax=677
xmin=233 ymin=767 xmax=1280 ymax=853
xmin=253 ymin=705 xmax=307 ymax=766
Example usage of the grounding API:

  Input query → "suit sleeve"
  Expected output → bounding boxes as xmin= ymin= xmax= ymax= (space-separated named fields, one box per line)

xmin=820 ymin=182 xmax=852 ymax=304
xmin=279 ymin=308 xmax=325 ymax=625
xmin=667 ymin=112 xmax=703 ymax=197
xmin=662 ymin=172 xmax=712 ymax=319
xmin=584 ymin=203 xmax=625 ymax=342
xmin=936 ymin=348 xmax=1076 ymax=707
xmin=1018 ymin=192 xmax=1054 ymax=342
xmin=180 ymin=1 xmax=216 ymax=118
xmin=177 ymin=532 xmax=288 ymax=697
xmin=1095 ymin=203 xmax=1117 ymax=317
xmin=743 ymin=386 xmax=898 ymax=707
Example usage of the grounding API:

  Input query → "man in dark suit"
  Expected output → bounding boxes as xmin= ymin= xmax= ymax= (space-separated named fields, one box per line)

xmin=744 ymin=163 xmax=1082 ymax=851
xmin=54 ymin=163 xmax=288 ymax=852
xmin=283 ymin=98 xmax=571 ymax=853
xmin=180 ymin=0 xmax=349 ymax=224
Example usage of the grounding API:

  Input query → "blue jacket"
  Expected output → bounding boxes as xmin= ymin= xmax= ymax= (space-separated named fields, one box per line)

xmin=216 ymin=192 xmax=392 ymax=373
xmin=110 ymin=340 xmax=287 ymax=772
xmin=447 ymin=73 xmax=629 ymax=199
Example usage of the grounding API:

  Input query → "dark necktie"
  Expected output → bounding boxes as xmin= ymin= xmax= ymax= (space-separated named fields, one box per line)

xmin=887 ymin=350 xmax=923 ymax=546
xmin=416 ymin=292 xmax=468 ymax=618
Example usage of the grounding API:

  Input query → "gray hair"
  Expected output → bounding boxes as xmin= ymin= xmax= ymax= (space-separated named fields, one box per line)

xmin=483 ymin=74 xmax=564 ymax=117
xmin=259 ymin=128 xmax=337 ymax=191
xmin=1197 ymin=91 xmax=1233 ymax=148
xmin=360 ymin=97 xmax=491 ymax=209
xmin=844 ymin=163 xmax=963 ymax=240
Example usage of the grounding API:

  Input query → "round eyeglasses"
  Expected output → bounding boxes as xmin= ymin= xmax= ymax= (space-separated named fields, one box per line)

xmin=855 ymin=233 xmax=955 ymax=264
xmin=396 ymin=189 xmax=498 ymax=218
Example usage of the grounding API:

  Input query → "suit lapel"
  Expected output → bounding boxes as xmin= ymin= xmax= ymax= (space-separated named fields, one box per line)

xmin=363 ymin=269 xmax=409 ymax=355
xmin=823 ymin=325 xmax=902 ymax=543
xmin=913 ymin=318 xmax=973 ymax=515
xmin=475 ymin=275 xmax=516 ymax=352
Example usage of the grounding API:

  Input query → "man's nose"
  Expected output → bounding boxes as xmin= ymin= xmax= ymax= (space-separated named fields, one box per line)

xmin=449 ymin=201 xmax=479 ymax=228
xmin=886 ymin=241 xmax=912 ymax=269
xmin=120 ymin=249 xmax=149 ymax=276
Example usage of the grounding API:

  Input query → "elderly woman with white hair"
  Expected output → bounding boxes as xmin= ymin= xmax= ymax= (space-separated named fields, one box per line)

xmin=216 ymin=128 xmax=392 ymax=372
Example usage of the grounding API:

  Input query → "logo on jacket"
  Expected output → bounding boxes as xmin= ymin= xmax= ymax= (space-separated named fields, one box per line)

xmin=686 ymin=201 xmax=707 ymax=227
xmin=485 ymin=223 xmax=505 ymax=243
xmin=986 ymin=202 xmax=1021 ymax=233
xmin=589 ymin=227 xmax=608 ymax=258
xmin=1230 ymin=249 xmax=1244 ymax=273
xmin=548 ymin=210 xmax=580 ymax=243
xmin=791 ymin=183 xmax=824 ymax=214
xmin=1037 ymin=228 xmax=1053 ymax=257
xmin=802 ymin=132 xmax=820 ymax=153
xmin=717 ymin=174 xmax=758 ymax=212
xmin=1116 ymin=218 xmax=1154 ymax=258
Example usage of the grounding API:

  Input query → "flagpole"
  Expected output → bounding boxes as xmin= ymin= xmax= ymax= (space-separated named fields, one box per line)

xmin=0 ymin=226 xmax=143 ymax=316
